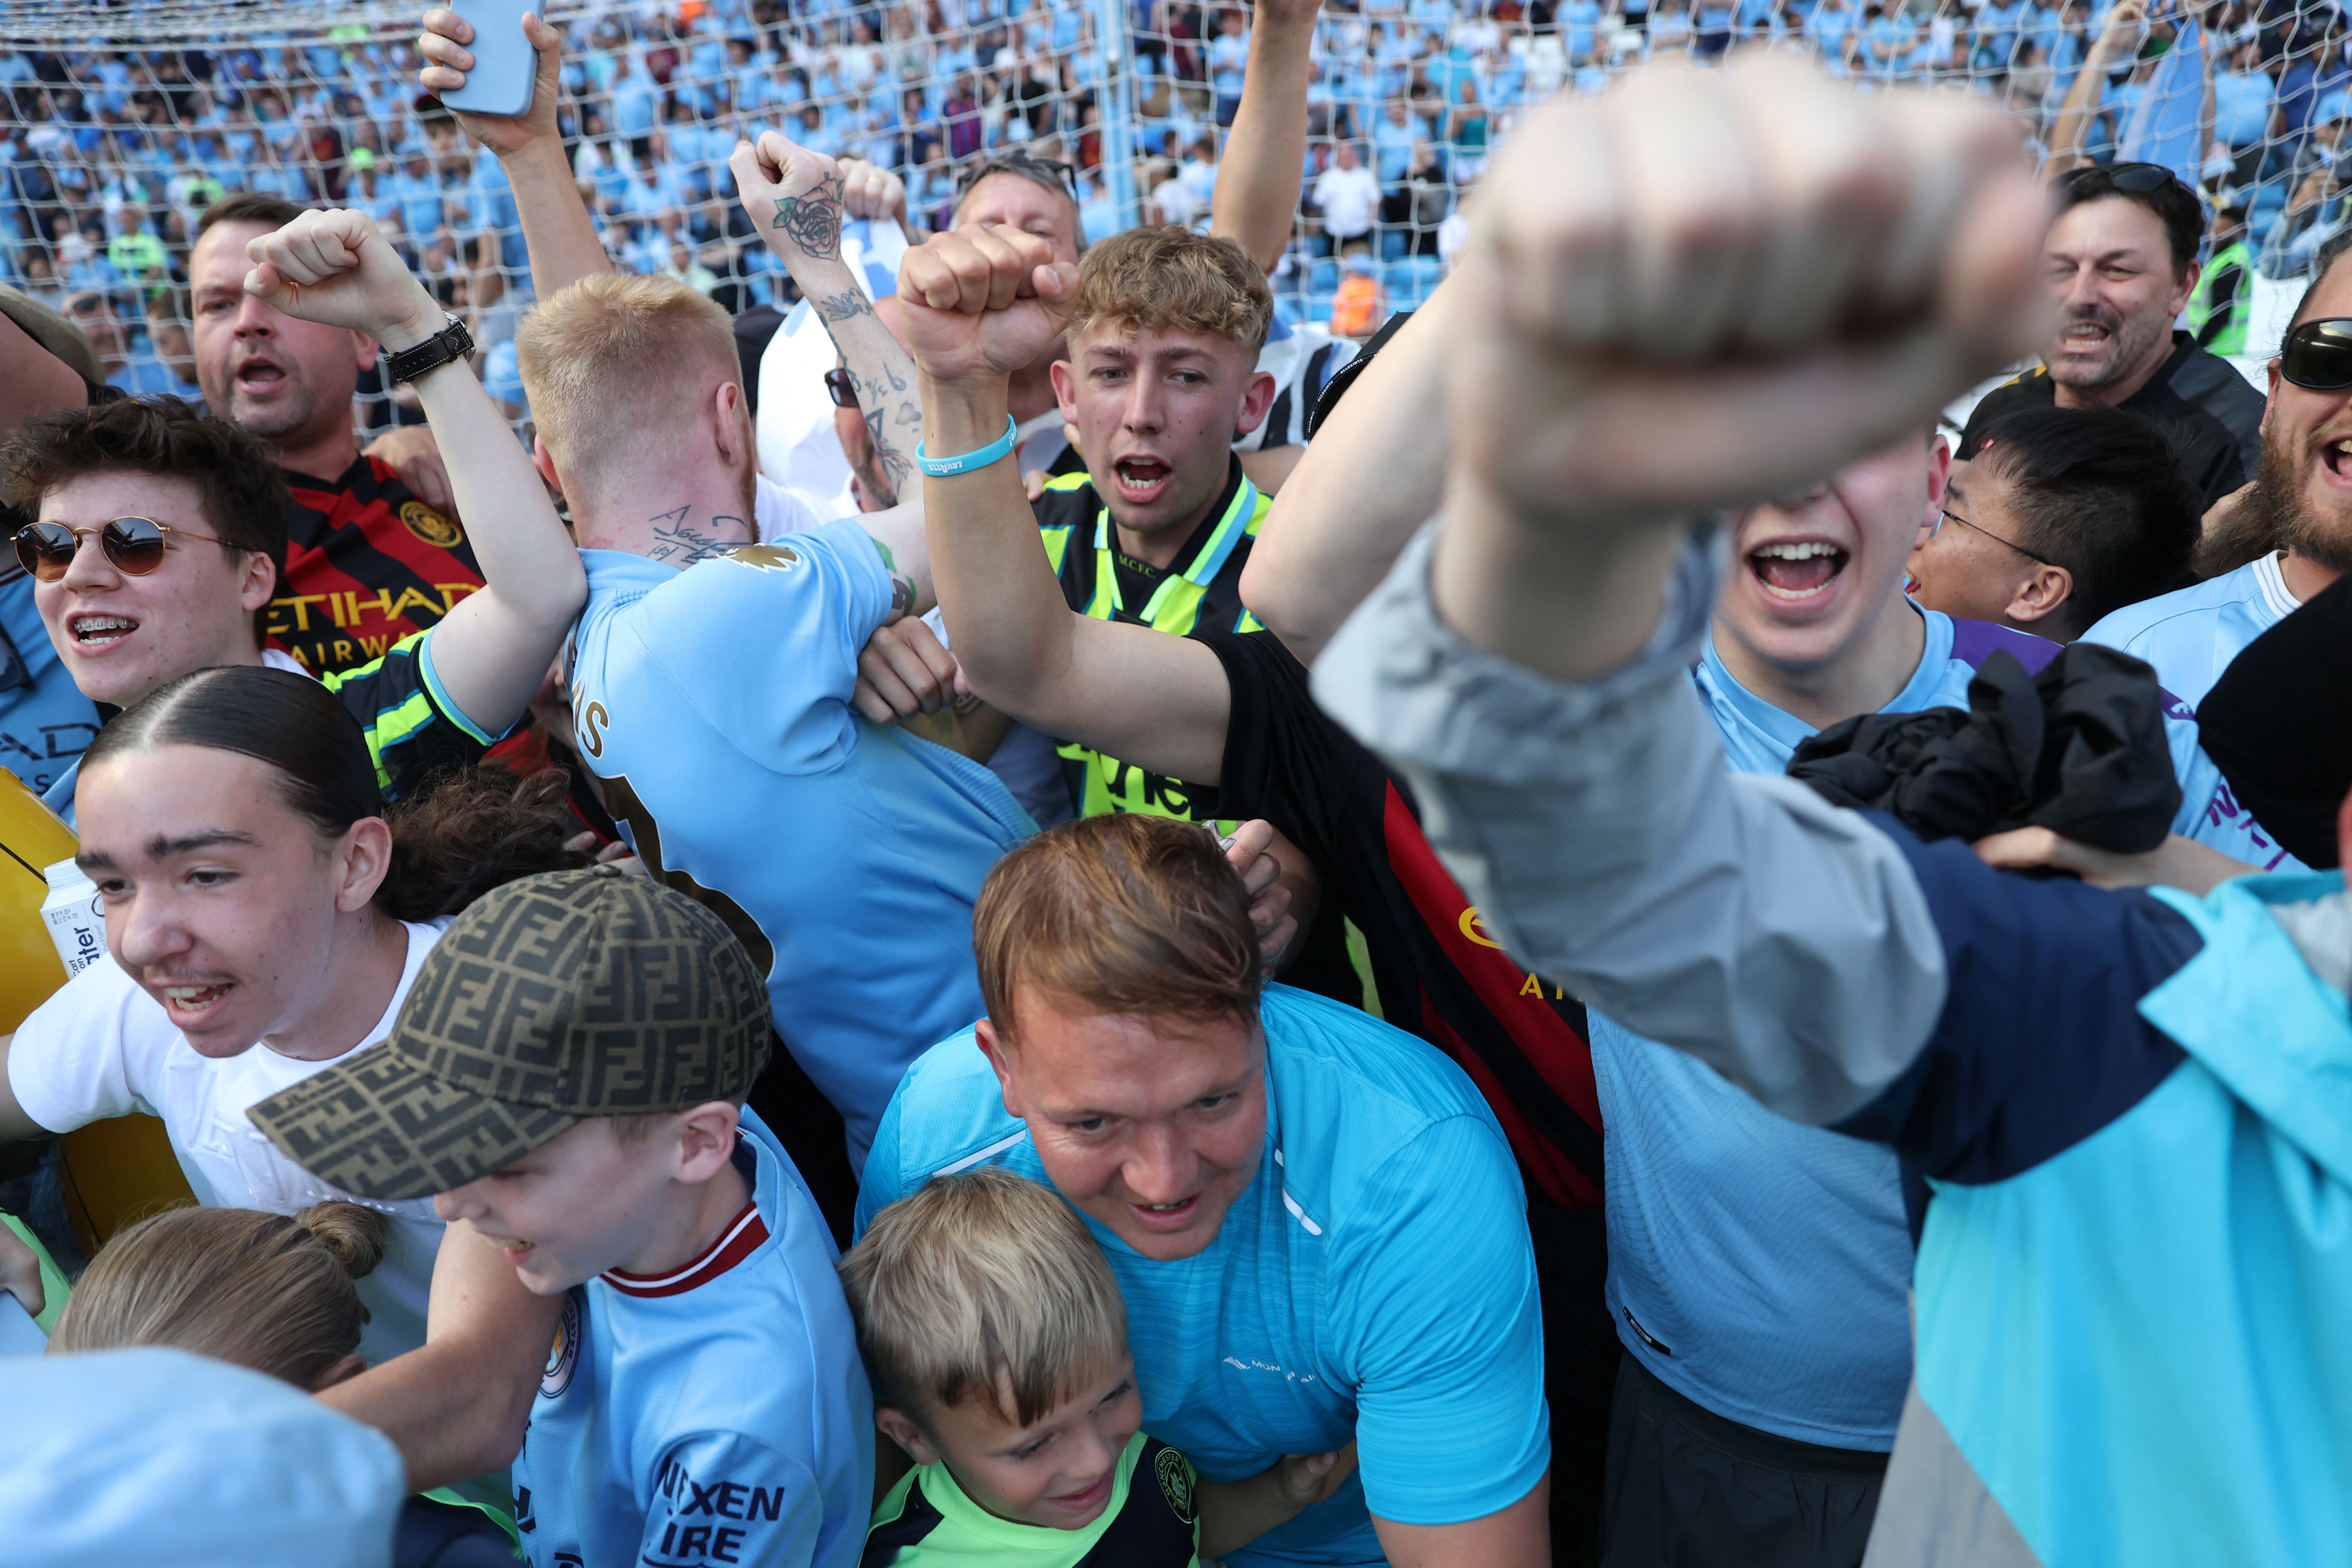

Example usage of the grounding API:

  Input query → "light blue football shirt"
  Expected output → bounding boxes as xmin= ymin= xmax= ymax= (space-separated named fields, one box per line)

xmin=857 ymin=985 xmax=1550 ymax=1568
xmin=1596 ymin=606 xmax=2298 ymax=1451
xmin=0 ymin=572 xmax=101 ymax=798
xmin=2078 ymin=549 xmax=2304 ymax=710
xmin=512 ymin=1109 xmax=873 ymax=1568
xmin=566 ymin=521 xmax=1034 ymax=1166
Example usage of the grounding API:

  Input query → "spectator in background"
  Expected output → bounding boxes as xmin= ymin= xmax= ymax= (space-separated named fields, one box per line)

xmin=1311 ymin=141 xmax=1381 ymax=253
xmin=1960 ymin=163 xmax=2264 ymax=510
xmin=1908 ymin=406 xmax=2202 ymax=643
xmin=1331 ymin=248 xmax=1384 ymax=337
xmin=2187 ymin=203 xmax=2252 ymax=357
xmin=1210 ymin=7 xmax=1252 ymax=125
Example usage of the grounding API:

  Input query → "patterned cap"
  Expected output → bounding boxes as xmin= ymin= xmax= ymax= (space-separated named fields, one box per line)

xmin=248 ymin=867 xmax=772 ymax=1201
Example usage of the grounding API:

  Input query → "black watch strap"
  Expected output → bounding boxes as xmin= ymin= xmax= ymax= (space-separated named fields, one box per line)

xmin=382 ymin=314 xmax=474 ymax=385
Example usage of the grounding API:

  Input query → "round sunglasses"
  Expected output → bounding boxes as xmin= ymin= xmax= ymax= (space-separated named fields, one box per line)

xmin=11 ymin=516 xmax=234 ymax=582
xmin=2280 ymin=317 xmax=2352 ymax=392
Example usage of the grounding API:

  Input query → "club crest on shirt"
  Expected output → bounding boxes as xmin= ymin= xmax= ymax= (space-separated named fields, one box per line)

xmin=1155 ymin=1445 xmax=1196 ymax=1523
xmin=542 ymin=1289 xmax=583 ymax=1398
xmin=400 ymin=499 xmax=465 ymax=549
xmin=728 ymin=544 xmax=802 ymax=574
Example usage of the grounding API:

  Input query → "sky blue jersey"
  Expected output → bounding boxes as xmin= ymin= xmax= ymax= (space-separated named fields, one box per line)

xmin=513 ymin=1109 xmax=873 ymax=1568
xmin=858 ymin=985 xmax=1550 ymax=1568
xmin=0 ymin=571 xmax=101 ymax=797
xmin=1592 ymin=606 xmax=2300 ymax=1450
xmin=566 ymin=523 xmax=1035 ymax=1166
xmin=2079 ymin=549 xmax=2303 ymax=710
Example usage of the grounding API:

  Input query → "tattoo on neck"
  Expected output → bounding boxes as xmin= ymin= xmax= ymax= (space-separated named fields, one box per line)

xmin=772 ymin=175 xmax=845 ymax=260
xmin=642 ymin=504 xmax=747 ymax=568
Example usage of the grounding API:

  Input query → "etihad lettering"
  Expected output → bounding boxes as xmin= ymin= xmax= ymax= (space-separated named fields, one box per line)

xmin=1458 ymin=907 xmax=1502 ymax=949
xmin=265 ymin=583 xmax=477 ymax=637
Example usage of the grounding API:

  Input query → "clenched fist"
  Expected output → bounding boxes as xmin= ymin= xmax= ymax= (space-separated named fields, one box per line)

xmin=243 ymin=208 xmax=444 ymax=352
xmin=731 ymin=131 xmax=849 ymax=264
xmin=1451 ymin=55 xmax=2050 ymax=531
xmin=897 ymin=224 xmax=1081 ymax=386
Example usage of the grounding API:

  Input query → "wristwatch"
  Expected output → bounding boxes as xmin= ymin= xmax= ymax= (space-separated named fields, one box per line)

xmin=381 ymin=313 xmax=475 ymax=385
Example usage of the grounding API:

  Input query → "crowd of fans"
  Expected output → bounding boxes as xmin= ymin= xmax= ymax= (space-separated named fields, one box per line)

xmin=1 ymin=8 xmax=2350 ymax=1568
xmin=20 ymin=0 xmax=2352 ymax=412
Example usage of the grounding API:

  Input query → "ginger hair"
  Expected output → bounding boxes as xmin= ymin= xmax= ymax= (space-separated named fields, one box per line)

xmin=515 ymin=272 xmax=742 ymax=505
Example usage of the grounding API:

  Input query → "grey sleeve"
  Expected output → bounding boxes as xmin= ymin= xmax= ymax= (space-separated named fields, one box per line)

xmin=1310 ymin=522 xmax=1950 ymax=1126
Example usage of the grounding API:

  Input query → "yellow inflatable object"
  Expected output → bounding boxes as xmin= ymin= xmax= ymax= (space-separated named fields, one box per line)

xmin=1 ymin=768 xmax=195 ymax=1253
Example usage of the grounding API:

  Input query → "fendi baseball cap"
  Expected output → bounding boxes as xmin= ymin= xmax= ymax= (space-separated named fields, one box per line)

xmin=249 ymin=867 xmax=772 ymax=1201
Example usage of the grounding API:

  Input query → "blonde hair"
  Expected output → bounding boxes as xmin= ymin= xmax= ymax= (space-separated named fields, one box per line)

xmin=1064 ymin=225 xmax=1274 ymax=356
xmin=840 ymin=1167 xmax=1129 ymax=1428
xmin=48 ymin=1202 xmax=388 ymax=1390
xmin=515 ymin=272 xmax=741 ymax=503
xmin=972 ymin=813 xmax=1261 ymax=1045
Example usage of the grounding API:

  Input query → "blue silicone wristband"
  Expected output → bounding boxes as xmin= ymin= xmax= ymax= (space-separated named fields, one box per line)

xmin=914 ymin=414 xmax=1020 ymax=478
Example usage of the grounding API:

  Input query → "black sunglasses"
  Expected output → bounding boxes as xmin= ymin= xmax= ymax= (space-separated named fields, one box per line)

xmin=2281 ymin=317 xmax=2352 ymax=391
xmin=824 ymin=367 xmax=859 ymax=409
xmin=12 ymin=515 xmax=232 ymax=582
xmin=2103 ymin=161 xmax=2184 ymax=195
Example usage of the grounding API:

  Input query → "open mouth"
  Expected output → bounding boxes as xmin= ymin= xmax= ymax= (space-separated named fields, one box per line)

xmin=1111 ymin=456 xmax=1173 ymax=506
xmin=69 ymin=613 xmax=139 ymax=647
xmin=235 ymin=359 xmax=288 ymax=395
xmin=1748 ymin=540 xmax=1849 ymax=602
xmin=1127 ymin=1192 xmax=1203 ymax=1231
xmin=157 ymin=981 xmax=233 ymax=1018
xmin=2056 ymin=319 xmax=2112 ymax=355
xmin=2322 ymin=437 xmax=2352 ymax=480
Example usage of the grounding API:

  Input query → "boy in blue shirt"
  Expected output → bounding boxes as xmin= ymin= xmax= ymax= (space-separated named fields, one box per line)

xmin=251 ymin=867 xmax=873 ymax=1568
xmin=844 ymin=1166 xmax=1352 ymax=1567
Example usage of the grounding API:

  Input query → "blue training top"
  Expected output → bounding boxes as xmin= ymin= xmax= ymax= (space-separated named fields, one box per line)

xmin=0 ymin=573 xmax=101 ymax=798
xmin=1593 ymin=606 xmax=2297 ymax=1450
xmin=565 ymin=522 xmax=1034 ymax=1167
xmin=858 ymin=985 xmax=1550 ymax=1568
xmin=513 ymin=1108 xmax=873 ymax=1568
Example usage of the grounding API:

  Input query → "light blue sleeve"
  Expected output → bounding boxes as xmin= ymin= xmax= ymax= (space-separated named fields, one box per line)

xmin=1328 ymin=1114 xmax=1551 ymax=1528
xmin=638 ymin=1431 xmax=822 ymax=1568
xmin=623 ymin=518 xmax=894 ymax=777
xmin=853 ymin=1085 xmax=913 ymax=1242
xmin=2165 ymin=720 xmax=2305 ymax=873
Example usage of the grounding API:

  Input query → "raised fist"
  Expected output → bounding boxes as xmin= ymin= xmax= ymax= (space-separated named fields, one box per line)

xmin=897 ymin=224 xmax=1081 ymax=386
xmin=243 ymin=209 xmax=444 ymax=350
xmin=836 ymin=157 xmax=909 ymax=225
xmin=731 ymin=132 xmax=848 ymax=263
xmin=1450 ymin=54 xmax=2049 ymax=532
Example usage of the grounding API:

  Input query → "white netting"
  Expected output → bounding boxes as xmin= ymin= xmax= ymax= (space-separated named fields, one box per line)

xmin=0 ymin=0 xmax=2324 ymax=427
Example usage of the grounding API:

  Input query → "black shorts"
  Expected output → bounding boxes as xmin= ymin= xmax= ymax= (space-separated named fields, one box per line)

xmin=1601 ymin=1353 xmax=1889 ymax=1568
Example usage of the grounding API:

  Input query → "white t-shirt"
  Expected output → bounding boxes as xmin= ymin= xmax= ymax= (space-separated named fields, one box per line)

xmin=755 ymin=469 xmax=833 ymax=544
xmin=1314 ymin=162 xmax=1384 ymax=240
xmin=8 ymin=919 xmax=453 ymax=1365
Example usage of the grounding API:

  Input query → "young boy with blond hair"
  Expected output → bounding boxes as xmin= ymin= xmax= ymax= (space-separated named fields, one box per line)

xmin=249 ymin=866 xmax=873 ymax=1568
xmin=844 ymin=1166 xmax=1352 ymax=1567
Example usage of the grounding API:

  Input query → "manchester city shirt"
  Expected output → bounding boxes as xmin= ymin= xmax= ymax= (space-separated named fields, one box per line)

xmin=512 ymin=1109 xmax=873 ymax=1568
xmin=862 ymin=1433 xmax=1200 ymax=1568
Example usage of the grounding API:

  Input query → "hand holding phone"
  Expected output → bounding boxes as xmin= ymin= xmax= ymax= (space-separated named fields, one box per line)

xmin=419 ymin=3 xmax=557 ymax=144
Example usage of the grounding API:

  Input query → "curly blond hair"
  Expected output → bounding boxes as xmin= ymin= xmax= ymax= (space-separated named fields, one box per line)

xmin=1063 ymin=225 xmax=1273 ymax=355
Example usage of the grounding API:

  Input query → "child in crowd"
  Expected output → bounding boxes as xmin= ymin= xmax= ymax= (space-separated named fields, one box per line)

xmin=843 ymin=1167 xmax=1354 ymax=1567
xmin=247 ymin=867 xmax=872 ymax=1568
xmin=47 ymin=1201 xmax=523 ymax=1566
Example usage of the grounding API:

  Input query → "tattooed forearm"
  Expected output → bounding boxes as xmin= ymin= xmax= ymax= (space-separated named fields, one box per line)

xmin=772 ymin=175 xmax=844 ymax=260
xmin=814 ymin=287 xmax=873 ymax=325
xmin=865 ymin=405 xmax=913 ymax=493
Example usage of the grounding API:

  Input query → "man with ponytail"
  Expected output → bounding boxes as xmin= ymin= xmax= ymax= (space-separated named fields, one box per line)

xmin=1 ymin=666 xmax=585 ymax=1490
xmin=3 ymin=205 xmax=585 ymax=824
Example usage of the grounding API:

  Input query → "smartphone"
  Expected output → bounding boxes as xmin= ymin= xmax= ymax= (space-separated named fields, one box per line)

xmin=437 ymin=0 xmax=539 ymax=118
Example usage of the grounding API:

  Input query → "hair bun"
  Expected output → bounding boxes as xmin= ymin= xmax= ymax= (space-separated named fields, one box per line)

xmin=294 ymin=1201 xmax=389 ymax=1281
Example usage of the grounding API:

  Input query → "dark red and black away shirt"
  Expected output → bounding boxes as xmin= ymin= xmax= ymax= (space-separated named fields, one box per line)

xmin=1201 ymin=628 xmax=1605 ymax=1211
xmin=273 ymin=456 xmax=488 ymax=676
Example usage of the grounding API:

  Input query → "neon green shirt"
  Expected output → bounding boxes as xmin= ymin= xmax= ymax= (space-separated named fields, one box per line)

xmin=862 ymin=1432 xmax=1200 ymax=1568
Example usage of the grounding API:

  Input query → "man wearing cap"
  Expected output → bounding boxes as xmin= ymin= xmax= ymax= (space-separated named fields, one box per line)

xmin=252 ymin=867 xmax=873 ymax=1568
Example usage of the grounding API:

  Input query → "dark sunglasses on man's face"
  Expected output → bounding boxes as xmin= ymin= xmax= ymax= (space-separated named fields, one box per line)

xmin=824 ymin=366 xmax=860 ymax=409
xmin=2280 ymin=317 xmax=2352 ymax=392
xmin=11 ymin=516 xmax=231 ymax=581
